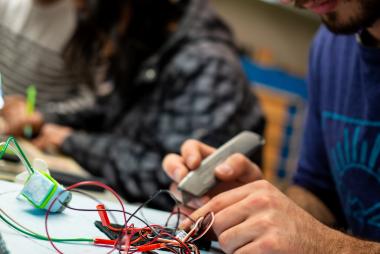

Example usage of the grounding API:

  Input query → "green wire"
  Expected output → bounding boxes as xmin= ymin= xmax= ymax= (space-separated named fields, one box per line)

xmin=0 ymin=136 xmax=34 ymax=174
xmin=0 ymin=137 xmax=92 ymax=243
xmin=0 ymin=212 xmax=93 ymax=243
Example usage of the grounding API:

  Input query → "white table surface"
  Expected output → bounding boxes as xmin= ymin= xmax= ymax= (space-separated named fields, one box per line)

xmin=0 ymin=180 xmax=220 ymax=253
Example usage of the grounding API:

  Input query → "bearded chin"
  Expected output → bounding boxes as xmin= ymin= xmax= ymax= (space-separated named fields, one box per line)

xmin=321 ymin=14 xmax=364 ymax=34
xmin=321 ymin=1 xmax=380 ymax=35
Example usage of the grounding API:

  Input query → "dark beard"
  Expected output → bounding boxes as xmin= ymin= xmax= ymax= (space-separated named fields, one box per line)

xmin=322 ymin=0 xmax=380 ymax=34
xmin=294 ymin=0 xmax=380 ymax=34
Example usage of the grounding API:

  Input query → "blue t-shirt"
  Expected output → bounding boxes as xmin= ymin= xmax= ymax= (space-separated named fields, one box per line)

xmin=294 ymin=26 xmax=380 ymax=241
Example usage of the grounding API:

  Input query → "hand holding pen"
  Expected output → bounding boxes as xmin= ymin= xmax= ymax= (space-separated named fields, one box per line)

xmin=0 ymin=95 xmax=43 ymax=137
xmin=0 ymin=82 xmax=43 ymax=137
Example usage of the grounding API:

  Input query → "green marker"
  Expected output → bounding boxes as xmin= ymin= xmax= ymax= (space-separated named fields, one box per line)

xmin=24 ymin=85 xmax=37 ymax=138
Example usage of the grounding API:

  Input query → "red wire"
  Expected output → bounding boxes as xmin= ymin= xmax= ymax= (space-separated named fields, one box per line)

xmin=107 ymin=222 xmax=137 ymax=253
xmin=107 ymin=237 xmax=121 ymax=254
xmin=44 ymin=181 xmax=128 ymax=254
xmin=124 ymin=225 xmax=135 ymax=253
xmin=159 ymin=231 xmax=192 ymax=254
xmin=43 ymin=181 xmax=205 ymax=253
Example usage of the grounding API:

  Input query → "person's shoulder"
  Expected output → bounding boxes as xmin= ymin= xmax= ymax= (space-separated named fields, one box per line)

xmin=168 ymin=38 xmax=242 ymax=76
xmin=312 ymin=25 xmax=356 ymax=53
xmin=187 ymin=38 xmax=238 ymax=61
xmin=314 ymin=25 xmax=334 ymax=40
xmin=311 ymin=26 xmax=335 ymax=52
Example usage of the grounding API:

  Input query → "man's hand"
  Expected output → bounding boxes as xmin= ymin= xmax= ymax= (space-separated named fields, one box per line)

xmin=162 ymin=139 xmax=262 ymax=209
xmin=181 ymin=180 xmax=338 ymax=254
xmin=33 ymin=124 xmax=73 ymax=151
xmin=1 ymin=96 xmax=43 ymax=136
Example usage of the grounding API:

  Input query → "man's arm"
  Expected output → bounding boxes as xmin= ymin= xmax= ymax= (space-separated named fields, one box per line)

xmin=179 ymin=180 xmax=380 ymax=254
xmin=286 ymin=185 xmax=336 ymax=227
xmin=323 ymin=227 xmax=380 ymax=254
xmin=286 ymin=187 xmax=380 ymax=254
xmin=290 ymin=33 xmax=347 ymax=228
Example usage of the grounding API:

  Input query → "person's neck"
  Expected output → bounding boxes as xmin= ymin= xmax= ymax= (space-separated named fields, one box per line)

xmin=367 ymin=20 xmax=380 ymax=43
xmin=33 ymin=0 xmax=62 ymax=6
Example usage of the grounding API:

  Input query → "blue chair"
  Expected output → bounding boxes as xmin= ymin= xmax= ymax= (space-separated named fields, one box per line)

xmin=241 ymin=56 xmax=307 ymax=185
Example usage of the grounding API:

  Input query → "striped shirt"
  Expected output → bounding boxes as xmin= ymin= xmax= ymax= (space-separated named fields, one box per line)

xmin=0 ymin=0 xmax=94 ymax=120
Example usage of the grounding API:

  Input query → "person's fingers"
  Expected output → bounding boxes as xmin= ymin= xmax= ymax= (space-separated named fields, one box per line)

xmin=219 ymin=221 xmax=262 ymax=254
xmin=32 ymin=125 xmax=49 ymax=148
xmin=7 ymin=117 xmax=25 ymax=136
xmin=5 ymin=95 xmax=24 ymax=101
xmin=162 ymin=153 xmax=189 ymax=183
xmin=34 ymin=124 xmax=71 ymax=150
xmin=212 ymin=191 xmax=270 ymax=237
xmin=28 ymin=112 xmax=44 ymax=132
xmin=180 ymin=140 xmax=215 ymax=170
xmin=170 ymin=181 xmax=210 ymax=210
xmin=42 ymin=123 xmax=57 ymax=132
xmin=214 ymin=153 xmax=262 ymax=183
xmin=212 ymin=199 xmax=249 ymax=236
xmin=169 ymin=183 xmax=183 ymax=203
xmin=32 ymin=136 xmax=45 ymax=149
xmin=3 ymin=97 xmax=25 ymax=114
xmin=233 ymin=239 xmax=265 ymax=254
xmin=180 ymin=183 xmax=254 ymax=229
xmin=186 ymin=196 xmax=210 ymax=210
xmin=3 ymin=104 xmax=24 ymax=118
xmin=0 ymin=118 xmax=9 ymax=134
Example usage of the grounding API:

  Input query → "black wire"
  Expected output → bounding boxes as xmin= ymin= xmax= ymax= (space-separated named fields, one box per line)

xmin=61 ymin=190 xmax=182 ymax=246
xmin=125 ymin=190 xmax=182 ymax=229
xmin=69 ymin=189 xmax=118 ymax=222
xmin=165 ymin=210 xmax=196 ymax=228
xmin=114 ymin=190 xmax=184 ymax=252
xmin=63 ymin=189 xmax=194 ymax=253
xmin=69 ymin=189 xmax=101 ymax=203
xmin=61 ymin=204 xmax=156 ymax=232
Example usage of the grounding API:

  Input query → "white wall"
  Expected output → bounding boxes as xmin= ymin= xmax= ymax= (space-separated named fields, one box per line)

xmin=211 ymin=0 xmax=320 ymax=75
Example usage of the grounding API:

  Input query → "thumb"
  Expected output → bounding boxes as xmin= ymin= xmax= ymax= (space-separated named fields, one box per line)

xmin=32 ymin=136 xmax=44 ymax=149
xmin=214 ymin=153 xmax=262 ymax=183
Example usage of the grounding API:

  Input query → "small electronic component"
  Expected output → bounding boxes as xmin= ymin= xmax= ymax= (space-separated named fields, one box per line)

xmin=175 ymin=229 xmax=188 ymax=241
xmin=0 ymin=136 xmax=71 ymax=213
xmin=178 ymin=131 xmax=265 ymax=203
xmin=21 ymin=169 xmax=72 ymax=213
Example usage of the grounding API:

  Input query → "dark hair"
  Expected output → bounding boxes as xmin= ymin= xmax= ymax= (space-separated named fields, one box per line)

xmin=64 ymin=0 xmax=188 ymax=89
